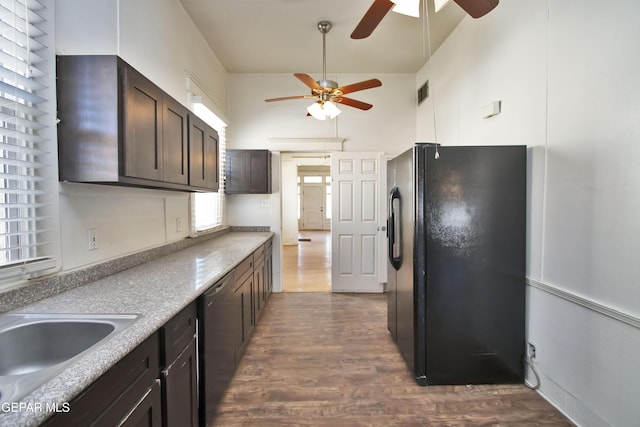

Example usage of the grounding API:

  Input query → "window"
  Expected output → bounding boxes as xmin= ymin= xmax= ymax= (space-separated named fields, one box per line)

xmin=0 ymin=0 xmax=57 ymax=288
xmin=191 ymin=100 xmax=226 ymax=232
xmin=302 ymin=175 xmax=322 ymax=184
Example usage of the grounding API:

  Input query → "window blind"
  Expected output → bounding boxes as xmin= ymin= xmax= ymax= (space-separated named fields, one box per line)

xmin=0 ymin=0 xmax=56 ymax=284
xmin=192 ymin=100 xmax=227 ymax=232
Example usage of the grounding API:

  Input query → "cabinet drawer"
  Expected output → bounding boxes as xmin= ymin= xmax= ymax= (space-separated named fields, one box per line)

xmin=234 ymin=254 xmax=254 ymax=290
xmin=161 ymin=302 xmax=197 ymax=366
xmin=253 ymin=244 xmax=265 ymax=265
xmin=44 ymin=332 xmax=160 ymax=427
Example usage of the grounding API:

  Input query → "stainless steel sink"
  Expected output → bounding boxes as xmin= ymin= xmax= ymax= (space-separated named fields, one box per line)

xmin=0 ymin=313 xmax=138 ymax=404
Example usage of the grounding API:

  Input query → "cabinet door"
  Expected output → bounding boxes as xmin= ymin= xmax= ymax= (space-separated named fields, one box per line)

xmin=254 ymin=259 xmax=265 ymax=321
xmin=243 ymin=274 xmax=255 ymax=346
xmin=123 ymin=66 xmax=164 ymax=181
xmin=248 ymin=150 xmax=271 ymax=193
xmin=233 ymin=274 xmax=254 ymax=361
xmin=265 ymin=242 xmax=273 ymax=300
xmin=226 ymin=150 xmax=271 ymax=194
xmin=163 ymin=338 xmax=198 ymax=427
xmin=224 ymin=149 xmax=247 ymax=194
xmin=189 ymin=114 xmax=219 ymax=190
xmin=162 ymin=97 xmax=189 ymax=185
xmin=120 ymin=380 xmax=162 ymax=427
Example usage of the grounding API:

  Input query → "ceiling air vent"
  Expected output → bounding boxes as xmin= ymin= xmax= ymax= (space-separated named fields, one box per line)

xmin=417 ymin=80 xmax=429 ymax=105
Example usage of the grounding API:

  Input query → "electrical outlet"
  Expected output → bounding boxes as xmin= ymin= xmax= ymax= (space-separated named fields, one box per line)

xmin=528 ymin=341 xmax=537 ymax=360
xmin=87 ymin=229 xmax=98 ymax=251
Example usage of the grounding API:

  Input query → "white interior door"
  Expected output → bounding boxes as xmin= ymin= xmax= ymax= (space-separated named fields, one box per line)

xmin=301 ymin=185 xmax=324 ymax=230
xmin=331 ymin=152 xmax=385 ymax=293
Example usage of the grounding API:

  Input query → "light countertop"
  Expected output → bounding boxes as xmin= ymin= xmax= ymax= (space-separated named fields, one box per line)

xmin=0 ymin=231 xmax=273 ymax=427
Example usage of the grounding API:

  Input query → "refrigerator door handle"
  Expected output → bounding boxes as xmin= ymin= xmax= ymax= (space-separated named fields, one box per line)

xmin=388 ymin=186 xmax=402 ymax=271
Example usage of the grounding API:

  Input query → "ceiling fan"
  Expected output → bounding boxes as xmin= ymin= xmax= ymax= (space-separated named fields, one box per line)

xmin=265 ymin=21 xmax=382 ymax=120
xmin=351 ymin=0 xmax=499 ymax=39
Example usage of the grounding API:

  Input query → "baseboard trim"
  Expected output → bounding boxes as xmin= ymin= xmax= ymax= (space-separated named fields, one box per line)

xmin=526 ymin=278 xmax=640 ymax=329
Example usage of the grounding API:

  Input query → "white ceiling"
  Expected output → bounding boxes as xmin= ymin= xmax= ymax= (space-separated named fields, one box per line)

xmin=179 ymin=0 xmax=466 ymax=74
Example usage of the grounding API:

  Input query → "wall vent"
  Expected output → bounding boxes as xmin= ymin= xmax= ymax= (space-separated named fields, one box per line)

xmin=417 ymin=80 xmax=429 ymax=105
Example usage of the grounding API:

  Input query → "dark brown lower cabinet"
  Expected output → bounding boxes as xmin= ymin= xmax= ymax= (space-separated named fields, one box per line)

xmin=229 ymin=254 xmax=255 ymax=363
xmin=254 ymin=256 xmax=265 ymax=321
xmin=44 ymin=239 xmax=274 ymax=427
xmin=121 ymin=380 xmax=163 ymax=427
xmin=161 ymin=303 xmax=198 ymax=427
xmin=235 ymin=269 xmax=255 ymax=361
xmin=162 ymin=339 xmax=197 ymax=427
xmin=44 ymin=333 xmax=161 ymax=427
xmin=265 ymin=239 xmax=273 ymax=302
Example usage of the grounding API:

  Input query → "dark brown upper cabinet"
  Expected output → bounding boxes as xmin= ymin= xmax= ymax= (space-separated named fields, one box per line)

xmin=56 ymin=55 xmax=217 ymax=192
xmin=162 ymin=97 xmax=190 ymax=185
xmin=225 ymin=149 xmax=272 ymax=194
xmin=188 ymin=114 xmax=219 ymax=191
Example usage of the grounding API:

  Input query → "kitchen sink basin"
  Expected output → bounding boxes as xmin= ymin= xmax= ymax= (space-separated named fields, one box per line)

xmin=0 ymin=313 xmax=138 ymax=404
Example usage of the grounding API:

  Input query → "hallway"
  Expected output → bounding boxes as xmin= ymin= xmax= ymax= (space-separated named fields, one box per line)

xmin=282 ymin=230 xmax=331 ymax=292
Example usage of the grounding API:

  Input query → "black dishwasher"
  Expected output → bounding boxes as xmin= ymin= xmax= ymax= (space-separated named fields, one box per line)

xmin=198 ymin=272 xmax=237 ymax=425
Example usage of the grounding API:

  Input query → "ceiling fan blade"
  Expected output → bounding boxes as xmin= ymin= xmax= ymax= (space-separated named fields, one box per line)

xmin=334 ymin=97 xmax=373 ymax=111
xmin=453 ymin=0 xmax=499 ymax=18
xmin=265 ymin=95 xmax=315 ymax=102
xmin=337 ymin=78 xmax=382 ymax=95
xmin=294 ymin=73 xmax=322 ymax=91
xmin=351 ymin=0 xmax=394 ymax=39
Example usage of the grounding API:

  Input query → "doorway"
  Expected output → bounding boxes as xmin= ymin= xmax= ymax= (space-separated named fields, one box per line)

xmin=281 ymin=156 xmax=331 ymax=292
xmin=298 ymin=166 xmax=331 ymax=231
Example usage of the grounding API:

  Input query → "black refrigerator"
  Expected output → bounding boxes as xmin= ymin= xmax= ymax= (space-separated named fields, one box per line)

xmin=387 ymin=144 xmax=526 ymax=386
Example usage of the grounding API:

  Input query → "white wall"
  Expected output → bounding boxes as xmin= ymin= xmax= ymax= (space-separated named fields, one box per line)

xmin=225 ymin=72 xmax=416 ymax=291
xmin=227 ymin=73 xmax=416 ymax=154
xmin=55 ymin=0 xmax=228 ymax=271
xmin=416 ymin=1 xmax=640 ymax=425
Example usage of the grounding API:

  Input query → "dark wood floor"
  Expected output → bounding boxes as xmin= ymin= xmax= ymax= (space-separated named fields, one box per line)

xmin=212 ymin=293 xmax=572 ymax=426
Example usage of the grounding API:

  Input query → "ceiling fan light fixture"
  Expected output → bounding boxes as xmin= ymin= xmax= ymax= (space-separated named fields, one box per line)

xmin=307 ymin=101 xmax=341 ymax=120
xmin=391 ymin=0 xmax=420 ymax=18
xmin=324 ymin=101 xmax=342 ymax=119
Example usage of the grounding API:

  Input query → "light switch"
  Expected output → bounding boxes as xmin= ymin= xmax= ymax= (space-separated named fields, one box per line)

xmin=481 ymin=100 xmax=501 ymax=119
